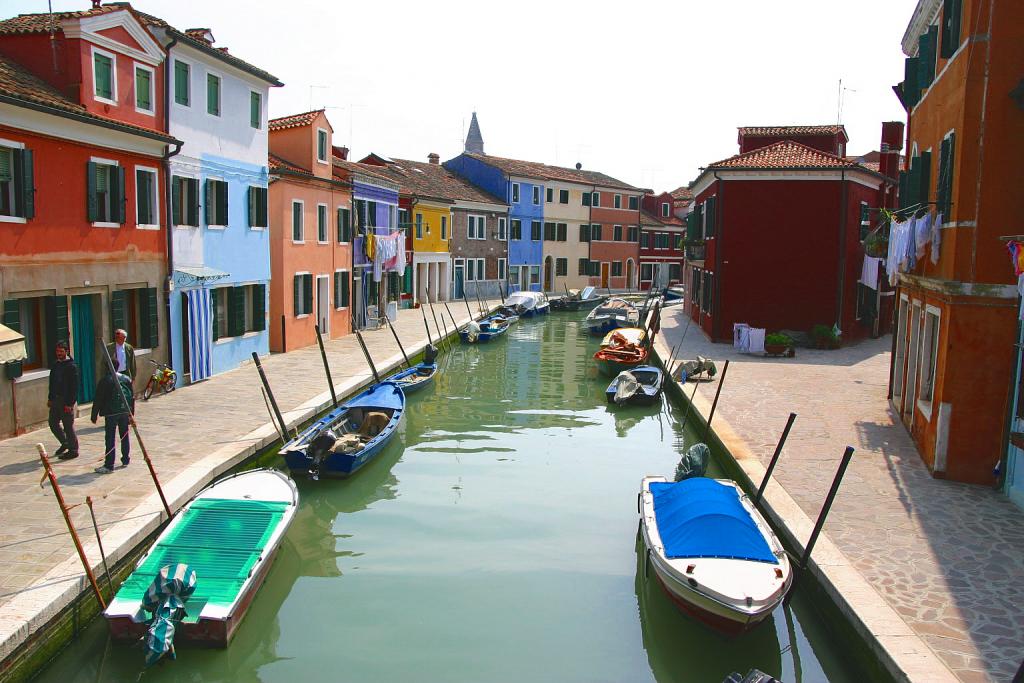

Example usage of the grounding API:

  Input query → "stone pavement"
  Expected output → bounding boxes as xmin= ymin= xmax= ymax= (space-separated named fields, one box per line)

xmin=655 ymin=307 xmax=1024 ymax=683
xmin=0 ymin=299 xmax=494 ymax=665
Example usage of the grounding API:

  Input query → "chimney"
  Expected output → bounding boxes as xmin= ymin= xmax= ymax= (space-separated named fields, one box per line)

xmin=91 ymin=0 xmax=101 ymax=8
xmin=332 ymin=145 xmax=349 ymax=161
xmin=428 ymin=153 xmax=440 ymax=165
xmin=879 ymin=121 xmax=905 ymax=179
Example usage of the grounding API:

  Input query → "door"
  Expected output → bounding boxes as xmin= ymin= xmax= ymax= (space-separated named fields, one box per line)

xmin=600 ymin=262 xmax=610 ymax=289
xmin=317 ymin=275 xmax=330 ymax=336
xmin=71 ymin=294 xmax=97 ymax=403
xmin=453 ymin=260 xmax=465 ymax=300
xmin=353 ymin=273 xmax=365 ymax=330
xmin=626 ymin=259 xmax=635 ymax=289
xmin=892 ymin=296 xmax=908 ymax=406
xmin=904 ymin=301 xmax=921 ymax=423
xmin=520 ymin=266 xmax=529 ymax=292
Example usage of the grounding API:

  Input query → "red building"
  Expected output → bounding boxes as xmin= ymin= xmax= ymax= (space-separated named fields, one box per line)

xmin=638 ymin=192 xmax=685 ymax=290
xmin=587 ymin=185 xmax=644 ymax=290
xmin=684 ymin=124 xmax=897 ymax=342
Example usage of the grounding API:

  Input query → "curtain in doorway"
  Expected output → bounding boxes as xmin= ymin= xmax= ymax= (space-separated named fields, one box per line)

xmin=71 ymin=295 xmax=96 ymax=403
xmin=186 ymin=289 xmax=212 ymax=382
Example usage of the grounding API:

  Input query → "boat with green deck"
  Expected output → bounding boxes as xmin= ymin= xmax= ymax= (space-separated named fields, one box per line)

xmin=103 ymin=469 xmax=298 ymax=648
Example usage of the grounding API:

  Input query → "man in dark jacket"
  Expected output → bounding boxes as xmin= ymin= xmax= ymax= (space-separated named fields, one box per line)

xmin=47 ymin=341 xmax=79 ymax=460
xmin=91 ymin=369 xmax=134 ymax=474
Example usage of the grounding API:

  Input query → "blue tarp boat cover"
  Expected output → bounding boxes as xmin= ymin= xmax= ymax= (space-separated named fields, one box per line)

xmin=650 ymin=478 xmax=778 ymax=564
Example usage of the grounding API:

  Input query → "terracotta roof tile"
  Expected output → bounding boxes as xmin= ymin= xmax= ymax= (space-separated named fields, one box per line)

xmin=0 ymin=54 xmax=176 ymax=142
xmin=331 ymin=158 xmax=401 ymax=186
xmin=0 ymin=6 xmax=122 ymax=34
xmin=374 ymin=157 xmax=506 ymax=205
xmin=707 ymin=140 xmax=867 ymax=171
xmin=268 ymin=153 xmax=310 ymax=175
xmin=268 ymin=109 xmax=323 ymax=131
xmin=739 ymin=125 xmax=849 ymax=140
xmin=463 ymin=153 xmax=643 ymax=192
xmin=639 ymin=210 xmax=664 ymax=227
xmin=669 ymin=186 xmax=693 ymax=201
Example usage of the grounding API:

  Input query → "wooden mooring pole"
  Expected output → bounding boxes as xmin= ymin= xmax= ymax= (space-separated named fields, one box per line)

xmin=755 ymin=413 xmax=797 ymax=505
xmin=354 ymin=329 xmax=381 ymax=384
xmin=253 ymin=352 xmax=289 ymax=438
xmin=85 ymin=495 xmax=114 ymax=597
xmin=384 ymin=315 xmax=412 ymax=369
xmin=314 ymin=325 xmax=338 ymax=408
xmin=702 ymin=359 xmax=730 ymax=444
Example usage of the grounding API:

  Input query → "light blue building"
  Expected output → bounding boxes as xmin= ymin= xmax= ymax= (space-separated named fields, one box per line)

xmin=142 ymin=20 xmax=282 ymax=383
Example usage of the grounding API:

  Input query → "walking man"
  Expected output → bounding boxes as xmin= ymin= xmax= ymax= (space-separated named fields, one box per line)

xmin=91 ymin=369 xmax=134 ymax=474
xmin=48 ymin=341 xmax=79 ymax=460
xmin=106 ymin=328 xmax=136 ymax=381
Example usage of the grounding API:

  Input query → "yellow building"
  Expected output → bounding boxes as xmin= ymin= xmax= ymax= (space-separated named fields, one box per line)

xmin=409 ymin=198 xmax=452 ymax=303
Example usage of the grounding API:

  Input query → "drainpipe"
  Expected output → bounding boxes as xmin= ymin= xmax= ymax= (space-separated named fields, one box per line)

xmin=712 ymin=172 xmax=723 ymax=341
xmin=162 ymin=35 xmax=180 ymax=371
xmin=836 ymin=171 xmax=849 ymax=333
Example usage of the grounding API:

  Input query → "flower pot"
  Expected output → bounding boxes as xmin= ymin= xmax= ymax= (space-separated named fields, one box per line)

xmin=764 ymin=343 xmax=789 ymax=356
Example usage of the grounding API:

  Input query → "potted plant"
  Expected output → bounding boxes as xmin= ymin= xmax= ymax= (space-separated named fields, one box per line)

xmin=810 ymin=324 xmax=841 ymax=349
xmin=863 ymin=231 xmax=888 ymax=258
xmin=764 ymin=332 xmax=794 ymax=357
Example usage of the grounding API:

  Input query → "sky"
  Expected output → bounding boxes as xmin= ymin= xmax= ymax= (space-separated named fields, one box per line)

xmin=5 ymin=0 xmax=918 ymax=193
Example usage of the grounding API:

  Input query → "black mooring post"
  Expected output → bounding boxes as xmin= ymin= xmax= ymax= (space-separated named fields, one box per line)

xmin=678 ymin=376 xmax=701 ymax=435
xmin=785 ymin=445 xmax=856 ymax=604
xmin=1012 ymin=658 xmax=1023 ymax=683
xmin=314 ymin=325 xmax=338 ymax=408
xmin=253 ymin=352 xmax=288 ymax=437
xmin=280 ymin=314 xmax=286 ymax=352
xmin=443 ymin=301 xmax=459 ymax=335
xmin=756 ymin=412 xmax=797 ymax=505
xmin=499 ymin=281 xmax=505 ymax=304
xmin=435 ymin=299 xmax=452 ymax=350
xmin=419 ymin=301 xmax=434 ymax=347
xmin=427 ymin=298 xmax=447 ymax=352
xmin=353 ymin=329 xmax=381 ymax=384
xmin=384 ymin=315 xmax=411 ymax=369
xmin=702 ymin=359 xmax=730 ymax=443
xmin=462 ymin=291 xmax=474 ymax=320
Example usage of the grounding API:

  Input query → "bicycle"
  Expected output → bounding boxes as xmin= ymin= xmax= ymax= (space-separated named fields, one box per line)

xmin=143 ymin=359 xmax=177 ymax=400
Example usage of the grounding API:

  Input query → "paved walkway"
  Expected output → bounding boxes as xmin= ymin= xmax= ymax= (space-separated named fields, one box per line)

xmin=654 ymin=308 xmax=1024 ymax=683
xmin=0 ymin=299 xmax=494 ymax=665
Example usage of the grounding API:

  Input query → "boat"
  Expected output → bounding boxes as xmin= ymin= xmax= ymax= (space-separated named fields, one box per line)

xmin=606 ymin=366 xmax=664 ymax=405
xmin=585 ymin=297 xmax=639 ymax=335
xmin=502 ymin=290 xmax=550 ymax=318
xmin=104 ymin=469 xmax=298 ymax=656
xmin=663 ymin=285 xmax=685 ymax=302
xmin=460 ymin=312 xmax=515 ymax=343
xmin=280 ymin=381 xmax=404 ymax=479
xmin=550 ymin=286 xmax=606 ymax=312
xmin=383 ymin=344 xmax=438 ymax=393
xmin=638 ymin=474 xmax=792 ymax=635
xmin=594 ymin=327 xmax=649 ymax=375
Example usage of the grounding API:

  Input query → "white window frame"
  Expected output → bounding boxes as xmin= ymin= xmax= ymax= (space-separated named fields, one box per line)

xmin=476 ymin=258 xmax=486 ymax=280
xmin=89 ymin=156 xmax=120 ymax=228
xmin=497 ymin=257 xmax=507 ymax=281
xmin=0 ymin=138 xmax=27 ymax=225
xmin=91 ymin=46 xmax=117 ymax=105
xmin=205 ymin=69 xmax=222 ymax=118
xmin=498 ymin=217 xmax=507 ymax=241
xmin=614 ymin=194 xmax=622 ymax=209
xmin=292 ymin=199 xmax=305 ymax=243
xmin=250 ymin=90 xmax=262 ymax=130
xmin=133 ymin=63 xmax=155 ymax=115
xmin=317 ymin=203 xmax=329 ymax=244
xmin=294 ymin=270 xmax=311 ymax=318
xmin=592 ymin=191 xmax=600 ymax=207
xmin=443 ymin=213 xmax=450 ymax=241
xmin=316 ymin=128 xmax=329 ymax=165
xmin=917 ymin=305 xmax=941 ymax=417
xmin=173 ymin=57 xmax=192 ymax=108
xmin=134 ymin=165 xmax=159 ymax=230
xmin=466 ymin=258 xmax=476 ymax=282
xmin=206 ymin=176 xmax=228 ymax=230
xmin=532 ymin=186 xmax=540 ymax=205
xmin=661 ymin=202 xmax=670 ymax=218
xmin=511 ymin=182 xmax=520 ymax=203
xmin=335 ymin=268 xmax=349 ymax=310
xmin=468 ymin=214 xmax=486 ymax=240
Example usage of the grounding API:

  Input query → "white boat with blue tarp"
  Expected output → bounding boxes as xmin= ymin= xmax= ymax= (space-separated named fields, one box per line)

xmin=585 ymin=297 xmax=639 ymax=335
xmin=638 ymin=475 xmax=791 ymax=635
xmin=503 ymin=290 xmax=550 ymax=317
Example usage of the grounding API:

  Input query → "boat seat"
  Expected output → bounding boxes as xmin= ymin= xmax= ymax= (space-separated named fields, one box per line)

xmin=358 ymin=411 xmax=390 ymax=438
xmin=331 ymin=434 xmax=363 ymax=454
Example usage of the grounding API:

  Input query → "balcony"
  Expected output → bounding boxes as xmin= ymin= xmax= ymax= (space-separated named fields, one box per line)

xmin=685 ymin=243 xmax=705 ymax=262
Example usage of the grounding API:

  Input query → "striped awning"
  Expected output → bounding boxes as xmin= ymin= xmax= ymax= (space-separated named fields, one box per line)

xmin=0 ymin=323 xmax=27 ymax=365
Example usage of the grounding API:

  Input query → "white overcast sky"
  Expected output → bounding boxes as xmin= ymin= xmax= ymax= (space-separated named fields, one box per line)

xmin=7 ymin=0 xmax=916 ymax=192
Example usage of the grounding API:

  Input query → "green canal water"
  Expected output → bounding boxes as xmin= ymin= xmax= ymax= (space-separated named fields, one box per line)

xmin=35 ymin=313 xmax=863 ymax=682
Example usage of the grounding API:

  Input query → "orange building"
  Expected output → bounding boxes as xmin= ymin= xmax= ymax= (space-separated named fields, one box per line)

xmin=890 ymin=0 xmax=1024 ymax=486
xmin=267 ymin=110 xmax=352 ymax=352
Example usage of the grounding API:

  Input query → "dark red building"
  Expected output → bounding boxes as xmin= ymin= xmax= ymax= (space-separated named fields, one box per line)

xmin=638 ymin=192 xmax=685 ymax=290
xmin=684 ymin=124 xmax=899 ymax=343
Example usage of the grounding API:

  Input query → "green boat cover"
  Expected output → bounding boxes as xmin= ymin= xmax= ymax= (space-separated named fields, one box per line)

xmin=117 ymin=498 xmax=290 ymax=609
xmin=142 ymin=563 xmax=196 ymax=666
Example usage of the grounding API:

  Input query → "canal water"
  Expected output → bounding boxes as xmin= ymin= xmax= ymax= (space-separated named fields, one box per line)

xmin=36 ymin=312 xmax=863 ymax=682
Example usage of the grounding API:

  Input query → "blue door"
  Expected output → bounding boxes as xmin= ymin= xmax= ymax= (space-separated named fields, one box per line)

xmin=71 ymin=294 xmax=96 ymax=403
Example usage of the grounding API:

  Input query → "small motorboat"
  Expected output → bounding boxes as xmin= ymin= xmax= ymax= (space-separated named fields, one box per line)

xmin=585 ymin=297 xmax=639 ymax=335
xmin=104 ymin=469 xmax=298 ymax=659
xmin=281 ymin=381 xmax=404 ymax=478
xmin=384 ymin=344 xmax=438 ymax=393
xmin=503 ymin=290 xmax=550 ymax=318
xmin=638 ymin=474 xmax=792 ymax=635
xmin=551 ymin=286 xmax=606 ymax=312
xmin=594 ymin=328 xmax=649 ymax=376
xmin=606 ymin=366 xmax=663 ymax=405
xmin=460 ymin=313 xmax=515 ymax=343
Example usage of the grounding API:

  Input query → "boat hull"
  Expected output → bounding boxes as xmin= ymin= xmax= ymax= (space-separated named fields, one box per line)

xmin=587 ymin=319 xmax=625 ymax=336
xmin=384 ymin=363 xmax=436 ymax=394
xmin=595 ymin=355 xmax=645 ymax=376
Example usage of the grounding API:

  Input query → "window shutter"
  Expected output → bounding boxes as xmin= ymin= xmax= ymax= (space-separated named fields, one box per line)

xmin=110 ymin=290 xmax=127 ymax=337
xmin=907 ymin=156 xmax=922 ymax=208
xmin=943 ymin=134 xmax=955 ymax=217
xmin=17 ymin=149 xmax=35 ymax=219
xmin=3 ymin=299 xmax=20 ymax=331
xmin=218 ymin=180 xmax=228 ymax=225
xmin=898 ymin=170 xmax=909 ymax=210
xmin=940 ymin=0 xmax=961 ymax=58
xmin=334 ymin=272 xmax=341 ymax=307
xmin=211 ymin=289 xmax=221 ymax=341
xmin=918 ymin=150 xmax=932 ymax=206
xmin=579 ymin=224 xmax=590 ymax=242
xmin=136 ymin=171 xmax=150 ymax=224
xmin=343 ymin=272 xmax=351 ymax=306
xmin=304 ymin=274 xmax=313 ymax=315
xmin=904 ymin=57 xmax=920 ymax=108
xmin=45 ymin=295 xmax=69 ymax=365
xmin=189 ymin=178 xmax=200 ymax=226
xmin=918 ymin=26 xmax=938 ymax=89
xmin=204 ymin=179 xmax=214 ymax=225
xmin=252 ymin=284 xmax=266 ymax=331
xmin=230 ymin=286 xmax=245 ymax=337
xmin=107 ymin=165 xmax=125 ymax=223
xmin=141 ymin=287 xmax=159 ymax=347
xmin=582 ymin=192 xmax=591 ymax=206
xmin=293 ymin=275 xmax=301 ymax=316
xmin=171 ymin=177 xmax=182 ymax=225
xmin=247 ymin=186 xmax=255 ymax=227
xmin=86 ymin=161 xmax=99 ymax=222
xmin=337 ymin=208 xmax=344 ymax=242
xmin=706 ymin=197 xmax=716 ymax=238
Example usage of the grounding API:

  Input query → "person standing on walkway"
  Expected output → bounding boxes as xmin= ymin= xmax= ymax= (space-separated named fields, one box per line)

xmin=48 ymin=341 xmax=79 ymax=460
xmin=91 ymin=369 xmax=134 ymax=474
xmin=106 ymin=328 xmax=136 ymax=382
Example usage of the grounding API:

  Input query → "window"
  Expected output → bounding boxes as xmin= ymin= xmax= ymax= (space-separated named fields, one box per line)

xmin=614 ymin=194 xmax=622 ymax=209
xmin=556 ymin=258 xmax=567 ymax=276
xmin=508 ymin=265 xmax=520 ymax=286
xmin=559 ymin=189 xmax=569 ymax=204
xmin=293 ymin=274 xmax=313 ymax=317
xmin=87 ymin=161 xmax=125 ymax=224
xmin=511 ymin=183 xmax=520 ymax=203
xmin=468 ymin=214 xmax=486 ymax=240
xmin=111 ymin=287 xmax=160 ymax=349
xmin=171 ymin=176 xmax=199 ymax=226
xmin=628 ymin=196 xmax=638 ymax=210
xmin=546 ymin=188 xmax=553 ymax=203
xmin=134 ymin=65 xmax=153 ymax=113
xmin=702 ymin=271 xmax=713 ymax=314
xmin=337 ymin=207 xmax=351 ymax=242
xmin=530 ymin=220 xmax=541 ymax=241
xmin=920 ymin=308 xmax=941 ymax=403
xmin=641 ymin=263 xmax=654 ymax=281
xmin=292 ymin=200 xmax=304 ymax=241
xmin=248 ymin=186 xmax=268 ymax=228
xmin=510 ymin=219 xmax=522 ymax=239
xmin=317 ymin=204 xmax=328 ymax=243
xmin=174 ymin=59 xmax=190 ymax=106
xmin=940 ymin=0 xmax=962 ymax=58
xmin=353 ymin=199 xmax=376 ymax=232
xmin=544 ymin=222 xmax=556 ymax=241
xmin=415 ymin=213 xmax=423 ymax=239
xmin=250 ymin=91 xmax=262 ymax=129
xmin=592 ymin=192 xmax=600 ymax=207
xmin=582 ymin=192 xmax=591 ymax=207
xmin=641 ymin=232 xmax=650 ymax=248
xmin=589 ymin=260 xmax=600 ymax=276
xmin=498 ymin=258 xmax=507 ymax=280
xmin=205 ymin=179 xmax=228 ymax=227
xmin=532 ymin=186 xmax=540 ymax=205
xmin=591 ymin=224 xmax=603 ymax=241
xmin=398 ymin=208 xmax=409 ymax=229
xmin=135 ymin=168 xmax=157 ymax=227
xmin=3 ymin=296 xmax=49 ymax=369
xmin=93 ymin=49 xmax=115 ymax=102
xmin=936 ymin=132 xmax=956 ymax=219
xmin=211 ymin=284 xmax=265 ymax=340
xmin=334 ymin=270 xmax=350 ymax=309
xmin=669 ymin=263 xmax=682 ymax=281
xmin=627 ymin=226 xmax=639 ymax=242
xmin=702 ymin=196 xmax=717 ymax=239
xmin=860 ymin=202 xmax=871 ymax=241
xmin=661 ymin=202 xmax=670 ymax=218
xmin=467 ymin=259 xmax=476 ymax=281
xmin=498 ymin=217 xmax=507 ymax=241
xmin=613 ymin=225 xmax=623 ymax=241
xmin=557 ymin=223 xmax=567 ymax=241
xmin=529 ymin=265 xmax=540 ymax=286
xmin=442 ymin=215 xmax=448 ymax=240
xmin=317 ymin=129 xmax=329 ymax=164
xmin=206 ymin=73 xmax=221 ymax=116
xmin=578 ymin=258 xmax=589 ymax=275
xmin=477 ymin=258 xmax=486 ymax=280
xmin=612 ymin=261 xmax=623 ymax=277
xmin=0 ymin=143 xmax=34 ymax=220
xmin=579 ymin=224 xmax=590 ymax=242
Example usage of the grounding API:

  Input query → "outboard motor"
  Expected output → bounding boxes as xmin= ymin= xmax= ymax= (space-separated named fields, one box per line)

xmin=675 ymin=442 xmax=710 ymax=481
xmin=308 ymin=429 xmax=337 ymax=480
xmin=424 ymin=343 xmax=438 ymax=364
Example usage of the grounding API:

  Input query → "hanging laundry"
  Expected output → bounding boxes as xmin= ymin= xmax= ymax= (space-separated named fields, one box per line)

xmin=1007 ymin=240 xmax=1024 ymax=277
xmin=733 ymin=323 xmax=750 ymax=352
xmin=903 ymin=217 xmax=917 ymax=271
xmin=860 ymin=256 xmax=882 ymax=290
xmin=747 ymin=328 xmax=766 ymax=355
xmin=930 ymin=213 xmax=943 ymax=264
xmin=914 ymin=213 xmax=932 ymax=260
xmin=364 ymin=233 xmax=375 ymax=261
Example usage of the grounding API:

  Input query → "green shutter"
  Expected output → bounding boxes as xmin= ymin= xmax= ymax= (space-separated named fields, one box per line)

xmin=211 ymin=289 xmax=221 ymax=341
xmin=141 ymin=287 xmax=158 ymax=348
xmin=907 ymin=156 xmax=922 ymax=208
xmin=207 ymin=74 xmax=219 ymax=115
xmin=706 ymin=197 xmax=716 ymax=238
xmin=582 ymin=192 xmax=590 ymax=207
xmin=247 ymin=186 xmax=255 ymax=227
xmin=252 ymin=284 xmax=266 ymax=331
xmin=402 ymin=265 xmax=412 ymax=295
xmin=217 ymin=180 xmax=228 ymax=225
xmin=15 ymin=149 xmax=34 ymax=219
xmin=188 ymin=178 xmax=200 ymax=226
xmin=111 ymin=165 xmax=126 ymax=223
xmin=334 ymin=271 xmax=341 ymax=307
xmin=343 ymin=272 xmax=351 ymax=306
xmin=303 ymin=274 xmax=313 ymax=315
xmin=86 ymin=161 xmax=99 ymax=221
xmin=94 ymin=53 xmax=111 ymax=99
xmin=45 ymin=295 xmax=68 ymax=365
xmin=940 ymin=0 xmax=961 ymax=58
xmin=205 ymin=180 xmax=214 ymax=225
xmin=918 ymin=26 xmax=938 ymax=89
xmin=174 ymin=60 xmax=189 ymax=105
xmin=136 ymin=68 xmax=151 ymax=110
xmin=171 ymin=177 xmax=182 ymax=225
xmin=2 ymin=299 xmax=20 ymax=331
xmin=293 ymin=275 xmax=301 ymax=316
xmin=904 ymin=57 xmax=920 ymax=108
xmin=250 ymin=91 xmax=260 ymax=128
xmin=918 ymin=150 xmax=932 ymax=206
xmin=229 ymin=286 xmax=245 ymax=337
xmin=110 ymin=290 xmax=127 ymax=337
xmin=136 ymin=170 xmax=150 ymax=224
xmin=943 ymin=134 xmax=955 ymax=217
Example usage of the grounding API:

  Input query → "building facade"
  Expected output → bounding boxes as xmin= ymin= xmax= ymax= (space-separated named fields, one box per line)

xmin=541 ymin=180 xmax=590 ymax=293
xmin=0 ymin=6 xmax=177 ymax=434
xmin=639 ymin=192 xmax=685 ymax=290
xmin=267 ymin=110 xmax=352 ymax=352
xmin=587 ymin=186 xmax=643 ymax=290
xmin=891 ymin=0 xmax=1024 ymax=491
